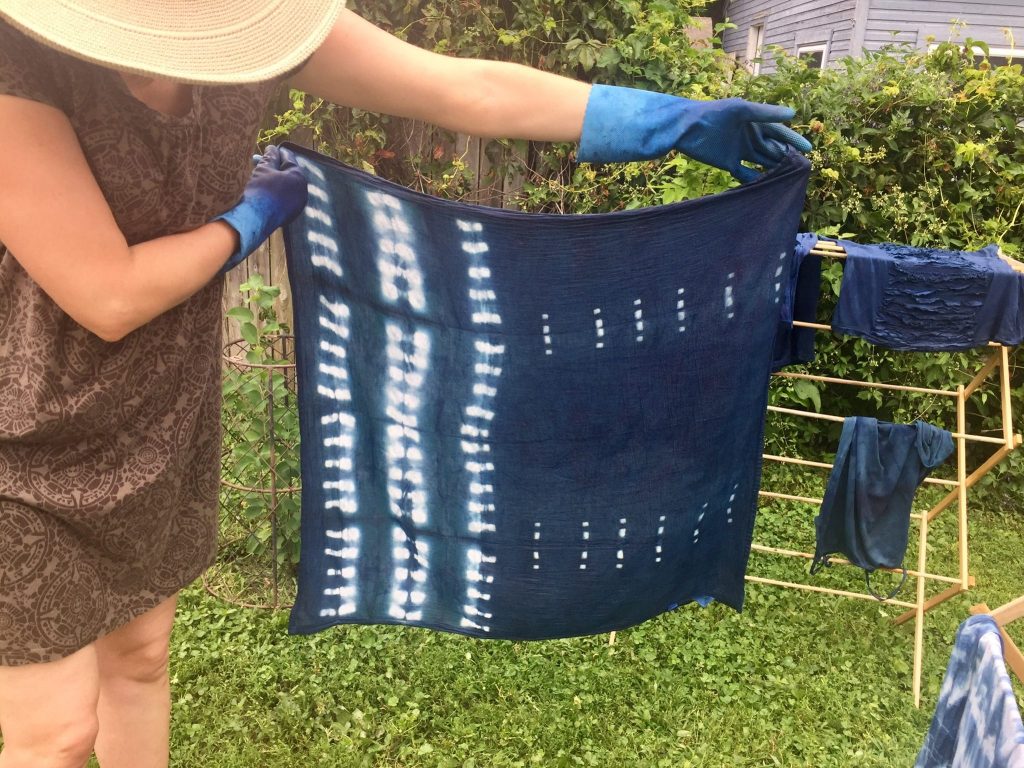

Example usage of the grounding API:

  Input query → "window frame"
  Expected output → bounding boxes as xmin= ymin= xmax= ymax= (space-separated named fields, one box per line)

xmin=747 ymin=23 xmax=765 ymax=75
xmin=796 ymin=41 xmax=828 ymax=69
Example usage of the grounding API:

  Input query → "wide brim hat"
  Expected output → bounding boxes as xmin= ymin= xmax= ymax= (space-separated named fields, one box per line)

xmin=0 ymin=0 xmax=347 ymax=84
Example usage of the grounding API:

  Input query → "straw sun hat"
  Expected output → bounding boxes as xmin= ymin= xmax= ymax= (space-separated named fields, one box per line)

xmin=0 ymin=0 xmax=347 ymax=84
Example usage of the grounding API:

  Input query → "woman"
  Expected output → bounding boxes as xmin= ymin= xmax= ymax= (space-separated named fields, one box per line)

xmin=0 ymin=2 xmax=809 ymax=766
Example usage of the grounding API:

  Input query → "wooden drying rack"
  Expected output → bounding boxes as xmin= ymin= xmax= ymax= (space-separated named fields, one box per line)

xmin=605 ymin=239 xmax=1017 ymax=706
xmin=752 ymin=238 xmax=1022 ymax=707
xmin=971 ymin=596 xmax=1024 ymax=684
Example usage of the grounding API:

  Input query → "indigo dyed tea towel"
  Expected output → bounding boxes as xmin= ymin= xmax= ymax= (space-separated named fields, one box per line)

xmin=832 ymin=239 xmax=1024 ymax=351
xmin=916 ymin=615 xmax=1024 ymax=768
xmin=810 ymin=417 xmax=954 ymax=600
xmin=282 ymin=144 xmax=811 ymax=639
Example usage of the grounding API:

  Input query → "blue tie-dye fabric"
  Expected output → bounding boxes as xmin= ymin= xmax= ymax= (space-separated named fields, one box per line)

xmin=832 ymin=239 xmax=1024 ymax=351
xmin=282 ymin=144 xmax=810 ymax=639
xmin=916 ymin=615 xmax=1024 ymax=768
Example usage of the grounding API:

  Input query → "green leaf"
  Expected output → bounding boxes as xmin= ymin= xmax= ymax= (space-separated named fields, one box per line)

xmin=227 ymin=306 xmax=254 ymax=323
xmin=240 ymin=322 xmax=259 ymax=346
xmin=792 ymin=379 xmax=821 ymax=413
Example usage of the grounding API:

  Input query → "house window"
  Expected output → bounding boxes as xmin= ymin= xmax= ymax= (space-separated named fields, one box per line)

xmin=797 ymin=42 xmax=828 ymax=69
xmin=747 ymin=24 xmax=765 ymax=74
xmin=929 ymin=43 xmax=1019 ymax=68
xmin=974 ymin=46 xmax=1018 ymax=67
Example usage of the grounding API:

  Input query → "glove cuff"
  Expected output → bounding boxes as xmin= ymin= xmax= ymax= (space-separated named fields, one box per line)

xmin=212 ymin=206 xmax=259 ymax=274
xmin=577 ymin=85 xmax=691 ymax=163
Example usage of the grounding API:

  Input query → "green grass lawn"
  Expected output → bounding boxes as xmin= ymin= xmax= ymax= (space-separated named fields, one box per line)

xmin=168 ymin=490 xmax=1024 ymax=767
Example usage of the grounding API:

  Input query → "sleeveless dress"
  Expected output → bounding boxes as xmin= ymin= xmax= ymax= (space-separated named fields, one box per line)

xmin=0 ymin=20 xmax=281 ymax=665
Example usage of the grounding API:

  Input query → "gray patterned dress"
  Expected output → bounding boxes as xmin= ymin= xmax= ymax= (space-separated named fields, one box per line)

xmin=0 ymin=19 xmax=280 ymax=665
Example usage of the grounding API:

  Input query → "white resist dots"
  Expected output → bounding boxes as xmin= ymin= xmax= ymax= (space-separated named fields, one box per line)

xmin=383 ymin=322 xmax=430 ymax=526
xmin=655 ymin=515 xmax=666 ymax=563
xmin=459 ymin=218 xmax=501 ymax=634
xmin=773 ymin=251 xmax=786 ymax=304
xmin=366 ymin=190 xmax=425 ymax=311
xmin=634 ymin=299 xmax=644 ymax=343
xmin=724 ymin=273 xmax=736 ymax=319
xmin=542 ymin=314 xmax=553 ymax=356
xmin=677 ymin=288 xmax=686 ymax=333
xmin=532 ymin=522 xmax=541 ymax=570
xmin=579 ymin=521 xmax=590 ymax=570
xmin=693 ymin=502 xmax=708 ymax=545
xmin=388 ymin=528 xmax=429 ymax=622
xmin=313 ymin=286 xmax=360 ymax=616
xmin=593 ymin=308 xmax=605 ymax=349
xmin=382 ymin=320 xmax=433 ymax=623
xmin=617 ymin=517 xmax=627 ymax=569
xmin=296 ymin=156 xmax=343 ymax=279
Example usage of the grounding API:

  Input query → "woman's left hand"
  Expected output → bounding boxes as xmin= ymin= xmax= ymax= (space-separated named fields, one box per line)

xmin=213 ymin=145 xmax=308 ymax=272
xmin=577 ymin=85 xmax=812 ymax=183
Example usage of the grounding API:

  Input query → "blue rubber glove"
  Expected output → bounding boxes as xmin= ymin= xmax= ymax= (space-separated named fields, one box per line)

xmin=214 ymin=144 xmax=308 ymax=273
xmin=577 ymin=85 xmax=812 ymax=183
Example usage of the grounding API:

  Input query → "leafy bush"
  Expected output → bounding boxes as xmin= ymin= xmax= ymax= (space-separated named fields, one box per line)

xmin=221 ymin=275 xmax=303 ymax=575
xmin=257 ymin=9 xmax=1022 ymax=503
xmin=740 ymin=42 xmax=1024 ymax=497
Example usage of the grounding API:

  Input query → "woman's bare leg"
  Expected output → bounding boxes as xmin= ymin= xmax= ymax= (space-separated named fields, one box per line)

xmin=93 ymin=595 xmax=178 ymax=768
xmin=0 ymin=643 xmax=101 ymax=768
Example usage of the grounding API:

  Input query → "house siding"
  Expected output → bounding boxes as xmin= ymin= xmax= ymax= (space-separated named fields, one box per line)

xmin=721 ymin=0 xmax=858 ymax=73
xmin=864 ymin=0 xmax=1024 ymax=53
xmin=719 ymin=0 xmax=1024 ymax=73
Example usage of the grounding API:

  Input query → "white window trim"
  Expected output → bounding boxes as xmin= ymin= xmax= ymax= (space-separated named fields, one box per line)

xmin=983 ymin=46 xmax=1020 ymax=60
xmin=928 ymin=42 xmax=1020 ymax=61
xmin=747 ymin=24 xmax=765 ymax=75
xmin=796 ymin=42 xmax=828 ymax=69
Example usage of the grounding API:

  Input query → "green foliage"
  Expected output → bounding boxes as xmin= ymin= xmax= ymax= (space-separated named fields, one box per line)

xmin=169 ymin=494 xmax=1024 ymax=766
xmin=259 ymin=24 xmax=1024 ymax=499
xmin=221 ymin=274 xmax=302 ymax=571
xmin=743 ymin=40 xmax=1024 ymax=253
xmin=741 ymin=44 xmax=1024 ymax=503
xmin=260 ymin=0 xmax=732 ymax=204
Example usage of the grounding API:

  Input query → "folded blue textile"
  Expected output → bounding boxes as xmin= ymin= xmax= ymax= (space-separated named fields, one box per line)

xmin=772 ymin=232 xmax=821 ymax=370
xmin=811 ymin=417 xmax=953 ymax=599
xmin=916 ymin=615 xmax=1024 ymax=768
xmin=832 ymin=239 xmax=1024 ymax=351
xmin=281 ymin=144 xmax=811 ymax=639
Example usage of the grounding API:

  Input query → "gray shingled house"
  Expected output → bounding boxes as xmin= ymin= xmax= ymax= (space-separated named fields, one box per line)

xmin=708 ymin=1 xmax=1024 ymax=73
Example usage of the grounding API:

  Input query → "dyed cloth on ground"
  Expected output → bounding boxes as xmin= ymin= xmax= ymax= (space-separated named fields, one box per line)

xmin=916 ymin=615 xmax=1024 ymax=768
xmin=811 ymin=417 xmax=953 ymax=599
xmin=772 ymin=232 xmax=821 ymax=370
xmin=832 ymin=239 xmax=1024 ymax=351
xmin=282 ymin=144 xmax=811 ymax=639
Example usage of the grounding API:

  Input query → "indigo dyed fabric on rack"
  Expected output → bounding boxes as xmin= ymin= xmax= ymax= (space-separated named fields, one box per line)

xmin=832 ymin=239 xmax=1024 ymax=351
xmin=810 ymin=417 xmax=953 ymax=600
xmin=772 ymin=232 xmax=821 ymax=370
xmin=281 ymin=143 xmax=811 ymax=639
xmin=916 ymin=615 xmax=1024 ymax=768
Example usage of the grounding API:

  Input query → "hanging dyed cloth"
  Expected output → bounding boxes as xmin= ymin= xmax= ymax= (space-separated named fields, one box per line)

xmin=772 ymin=232 xmax=821 ymax=370
xmin=916 ymin=615 xmax=1024 ymax=768
xmin=832 ymin=239 xmax=1024 ymax=351
xmin=810 ymin=417 xmax=954 ymax=599
xmin=282 ymin=144 xmax=811 ymax=639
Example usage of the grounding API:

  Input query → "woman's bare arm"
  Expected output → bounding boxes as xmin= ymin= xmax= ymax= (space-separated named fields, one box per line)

xmin=0 ymin=95 xmax=237 ymax=342
xmin=289 ymin=9 xmax=591 ymax=141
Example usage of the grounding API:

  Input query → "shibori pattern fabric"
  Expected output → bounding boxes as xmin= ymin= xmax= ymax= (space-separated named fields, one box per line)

xmin=771 ymin=232 xmax=821 ymax=371
xmin=832 ymin=239 xmax=1024 ymax=351
xmin=282 ymin=143 xmax=811 ymax=639
xmin=916 ymin=615 xmax=1024 ymax=768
